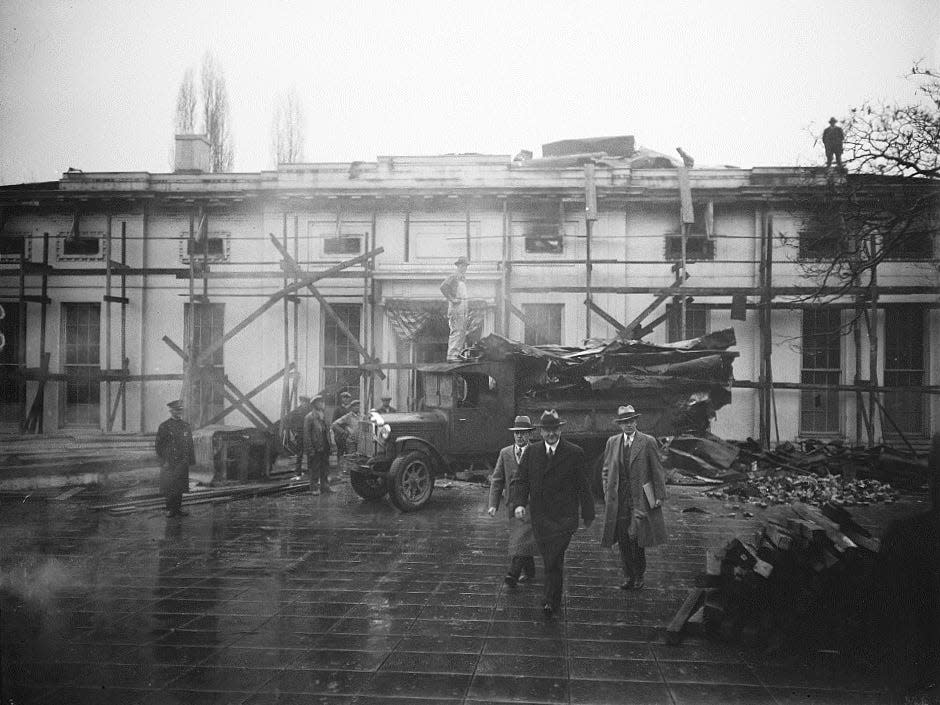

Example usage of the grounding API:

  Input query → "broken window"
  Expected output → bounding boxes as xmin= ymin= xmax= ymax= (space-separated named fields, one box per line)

xmin=799 ymin=308 xmax=841 ymax=435
xmin=61 ymin=232 xmax=103 ymax=258
xmin=524 ymin=224 xmax=564 ymax=254
xmin=798 ymin=210 xmax=845 ymax=260
xmin=0 ymin=235 xmax=25 ymax=259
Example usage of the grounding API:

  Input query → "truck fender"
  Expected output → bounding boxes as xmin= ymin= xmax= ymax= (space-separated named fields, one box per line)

xmin=393 ymin=436 xmax=446 ymax=476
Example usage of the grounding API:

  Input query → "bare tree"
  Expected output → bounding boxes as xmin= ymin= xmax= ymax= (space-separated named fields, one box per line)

xmin=200 ymin=52 xmax=234 ymax=173
xmin=272 ymin=86 xmax=306 ymax=165
xmin=174 ymin=68 xmax=197 ymax=133
xmin=783 ymin=65 xmax=939 ymax=308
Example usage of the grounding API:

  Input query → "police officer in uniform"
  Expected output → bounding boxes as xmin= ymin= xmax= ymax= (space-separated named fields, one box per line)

xmin=155 ymin=399 xmax=195 ymax=518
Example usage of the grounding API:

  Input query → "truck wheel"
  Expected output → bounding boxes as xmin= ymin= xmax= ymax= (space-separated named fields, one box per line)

xmin=350 ymin=472 xmax=388 ymax=501
xmin=388 ymin=451 xmax=435 ymax=512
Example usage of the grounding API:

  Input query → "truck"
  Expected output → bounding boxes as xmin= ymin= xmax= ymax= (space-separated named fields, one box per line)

xmin=350 ymin=330 xmax=738 ymax=511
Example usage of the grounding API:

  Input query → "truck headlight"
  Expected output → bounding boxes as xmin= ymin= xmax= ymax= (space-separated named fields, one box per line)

xmin=377 ymin=424 xmax=391 ymax=442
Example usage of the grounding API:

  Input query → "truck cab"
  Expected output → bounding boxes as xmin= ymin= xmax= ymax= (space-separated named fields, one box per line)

xmin=351 ymin=360 xmax=516 ymax=511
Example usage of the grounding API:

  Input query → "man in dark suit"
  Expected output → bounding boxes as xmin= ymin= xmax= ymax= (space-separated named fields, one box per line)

xmin=599 ymin=405 xmax=667 ymax=590
xmin=155 ymin=399 xmax=195 ymax=518
xmin=510 ymin=409 xmax=595 ymax=617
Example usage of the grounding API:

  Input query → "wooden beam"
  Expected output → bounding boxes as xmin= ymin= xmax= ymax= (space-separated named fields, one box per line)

xmin=666 ymin=588 xmax=705 ymax=646
xmin=585 ymin=299 xmax=628 ymax=334
xmin=632 ymin=310 xmax=670 ymax=339
xmin=268 ymin=236 xmax=386 ymax=380
xmin=223 ymin=375 xmax=274 ymax=429
xmin=103 ymin=295 xmax=130 ymax=304
xmin=206 ymin=364 xmax=292 ymax=426
xmin=194 ymin=247 xmax=383 ymax=367
xmin=507 ymin=302 xmax=535 ymax=330
xmin=510 ymin=284 xmax=937 ymax=296
xmin=621 ymin=271 xmax=688 ymax=337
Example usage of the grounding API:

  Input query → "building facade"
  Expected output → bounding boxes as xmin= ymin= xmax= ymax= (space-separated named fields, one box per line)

xmin=1 ymin=139 xmax=937 ymax=448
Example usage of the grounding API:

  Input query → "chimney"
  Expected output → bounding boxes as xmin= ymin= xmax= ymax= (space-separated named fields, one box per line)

xmin=174 ymin=134 xmax=211 ymax=173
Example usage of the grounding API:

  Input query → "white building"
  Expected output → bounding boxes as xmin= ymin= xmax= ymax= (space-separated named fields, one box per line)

xmin=1 ymin=135 xmax=937 ymax=450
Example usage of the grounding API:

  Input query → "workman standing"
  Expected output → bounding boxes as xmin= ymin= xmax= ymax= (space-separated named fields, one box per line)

xmin=823 ymin=117 xmax=845 ymax=168
xmin=303 ymin=396 xmax=333 ymax=494
xmin=440 ymin=256 xmax=470 ymax=362
xmin=155 ymin=399 xmax=195 ymax=518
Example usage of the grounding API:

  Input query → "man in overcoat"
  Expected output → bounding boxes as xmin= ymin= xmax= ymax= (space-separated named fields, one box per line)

xmin=600 ymin=405 xmax=667 ymax=590
xmin=304 ymin=396 xmax=333 ymax=494
xmin=488 ymin=415 xmax=537 ymax=586
xmin=510 ymin=409 xmax=595 ymax=617
xmin=155 ymin=399 xmax=195 ymax=518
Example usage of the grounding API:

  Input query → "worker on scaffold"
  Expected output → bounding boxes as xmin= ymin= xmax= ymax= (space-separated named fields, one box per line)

xmin=440 ymin=256 xmax=470 ymax=362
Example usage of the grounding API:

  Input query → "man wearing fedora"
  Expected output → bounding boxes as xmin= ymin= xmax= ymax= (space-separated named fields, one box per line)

xmin=488 ymin=415 xmax=538 ymax=587
xmin=440 ymin=256 xmax=469 ymax=362
xmin=155 ymin=399 xmax=195 ymax=518
xmin=304 ymin=396 xmax=332 ymax=495
xmin=510 ymin=409 xmax=595 ymax=617
xmin=600 ymin=405 xmax=667 ymax=590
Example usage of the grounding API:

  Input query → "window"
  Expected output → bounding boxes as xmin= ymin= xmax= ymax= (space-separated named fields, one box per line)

xmin=180 ymin=231 xmax=229 ymax=263
xmin=408 ymin=220 xmax=477 ymax=261
xmin=0 ymin=234 xmax=25 ymax=260
xmin=800 ymin=308 xmax=841 ymax=435
xmin=184 ymin=303 xmax=225 ymax=424
xmin=323 ymin=235 xmax=363 ymax=256
xmin=884 ymin=304 xmax=926 ymax=436
xmin=664 ymin=236 xmax=715 ymax=261
xmin=523 ymin=303 xmax=563 ymax=345
xmin=0 ymin=302 xmax=23 ymax=426
xmin=883 ymin=227 xmax=934 ymax=261
xmin=63 ymin=303 xmax=100 ymax=426
xmin=323 ymin=303 xmax=361 ymax=397
xmin=58 ymin=231 xmax=104 ymax=260
xmin=524 ymin=224 xmax=564 ymax=254
xmin=799 ymin=211 xmax=844 ymax=260
xmin=667 ymin=303 xmax=708 ymax=342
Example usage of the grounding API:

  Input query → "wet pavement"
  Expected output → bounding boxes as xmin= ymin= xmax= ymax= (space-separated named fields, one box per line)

xmin=1 ymin=473 xmax=921 ymax=705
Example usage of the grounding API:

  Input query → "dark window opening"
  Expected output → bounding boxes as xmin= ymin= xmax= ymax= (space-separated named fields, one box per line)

xmin=884 ymin=304 xmax=926 ymax=436
xmin=883 ymin=229 xmax=934 ymax=261
xmin=799 ymin=210 xmax=845 ymax=260
xmin=186 ymin=237 xmax=226 ymax=257
xmin=0 ymin=302 xmax=24 ymax=424
xmin=0 ymin=237 xmax=24 ymax=256
xmin=524 ymin=224 xmax=564 ymax=254
xmin=665 ymin=236 xmax=715 ymax=261
xmin=324 ymin=235 xmax=363 ymax=256
xmin=63 ymin=237 xmax=101 ymax=257
xmin=63 ymin=302 xmax=101 ymax=426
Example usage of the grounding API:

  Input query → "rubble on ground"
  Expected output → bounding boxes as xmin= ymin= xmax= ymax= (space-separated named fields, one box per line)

xmin=706 ymin=474 xmax=900 ymax=507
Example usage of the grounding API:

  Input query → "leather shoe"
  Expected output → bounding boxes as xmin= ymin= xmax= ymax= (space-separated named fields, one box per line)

xmin=518 ymin=574 xmax=532 ymax=584
xmin=632 ymin=577 xmax=645 ymax=590
xmin=504 ymin=574 xmax=518 ymax=588
xmin=619 ymin=578 xmax=635 ymax=590
xmin=541 ymin=603 xmax=553 ymax=617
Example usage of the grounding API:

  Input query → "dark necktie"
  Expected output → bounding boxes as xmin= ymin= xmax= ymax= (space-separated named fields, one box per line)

xmin=515 ymin=447 xmax=522 ymax=464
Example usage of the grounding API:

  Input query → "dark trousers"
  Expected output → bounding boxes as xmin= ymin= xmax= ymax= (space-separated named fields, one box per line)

xmin=295 ymin=436 xmax=305 ymax=473
xmin=508 ymin=555 xmax=536 ymax=580
xmin=537 ymin=533 xmax=572 ymax=611
xmin=164 ymin=492 xmax=183 ymax=514
xmin=825 ymin=148 xmax=843 ymax=168
xmin=617 ymin=518 xmax=646 ymax=580
xmin=307 ymin=452 xmax=330 ymax=491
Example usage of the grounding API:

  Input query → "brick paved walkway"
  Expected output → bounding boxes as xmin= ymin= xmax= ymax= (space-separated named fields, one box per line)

xmin=2 ymin=477 xmax=915 ymax=704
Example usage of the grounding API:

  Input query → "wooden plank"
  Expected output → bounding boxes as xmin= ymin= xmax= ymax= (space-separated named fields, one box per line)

xmin=206 ymin=364 xmax=293 ymax=426
xmin=585 ymin=300 xmax=628 ymax=334
xmin=269 ymin=236 xmax=386 ymax=380
xmin=51 ymin=487 xmax=85 ymax=501
xmin=222 ymin=376 xmax=274 ymax=429
xmin=632 ymin=310 xmax=670 ymax=339
xmin=103 ymin=295 xmax=130 ymax=304
xmin=622 ymin=271 xmax=688 ymax=338
xmin=666 ymin=587 xmax=705 ymax=645
xmin=194 ymin=247 xmax=383 ymax=367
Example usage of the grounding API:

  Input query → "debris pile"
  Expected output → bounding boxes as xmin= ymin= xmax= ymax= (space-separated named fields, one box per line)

xmin=705 ymin=474 xmax=900 ymax=507
xmin=669 ymin=501 xmax=880 ymax=651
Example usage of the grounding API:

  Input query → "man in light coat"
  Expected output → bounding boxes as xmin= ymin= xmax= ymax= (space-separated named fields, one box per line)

xmin=488 ymin=415 xmax=537 ymax=587
xmin=600 ymin=405 xmax=667 ymax=590
xmin=511 ymin=409 xmax=595 ymax=617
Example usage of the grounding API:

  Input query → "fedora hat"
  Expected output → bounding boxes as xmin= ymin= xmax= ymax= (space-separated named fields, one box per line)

xmin=508 ymin=415 xmax=535 ymax=431
xmin=535 ymin=409 xmax=566 ymax=428
xmin=616 ymin=405 xmax=641 ymax=422
xmin=454 ymin=256 xmax=469 ymax=267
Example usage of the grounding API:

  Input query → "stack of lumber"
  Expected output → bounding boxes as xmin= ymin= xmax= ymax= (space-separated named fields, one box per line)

xmin=667 ymin=501 xmax=881 ymax=650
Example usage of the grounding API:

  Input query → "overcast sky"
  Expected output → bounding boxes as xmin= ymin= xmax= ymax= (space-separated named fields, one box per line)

xmin=1 ymin=0 xmax=938 ymax=184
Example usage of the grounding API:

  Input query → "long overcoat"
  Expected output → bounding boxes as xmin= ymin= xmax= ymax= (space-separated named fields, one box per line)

xmin=155 ymin=417 xmax=195 ymax=497
xmin=600 ymin=431 xmax=667 ymax=549
xmin=488 ymin=444 xmax=537 ymax=556
xmin=509 ymin=439 xmax=595 ymax=543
